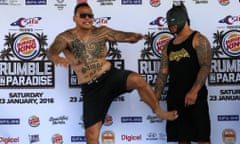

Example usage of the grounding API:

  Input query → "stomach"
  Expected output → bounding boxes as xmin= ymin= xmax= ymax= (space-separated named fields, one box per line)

xmin=71 ymin=59 xmax=111 ymax=84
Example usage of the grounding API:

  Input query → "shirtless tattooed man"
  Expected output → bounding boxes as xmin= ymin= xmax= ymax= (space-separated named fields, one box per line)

xmin=47 ymin=3 xmax=178 ymax=144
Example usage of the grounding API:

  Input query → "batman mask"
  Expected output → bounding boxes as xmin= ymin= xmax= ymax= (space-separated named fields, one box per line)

xmin=166 ymin=2 xmax=189 ymax=33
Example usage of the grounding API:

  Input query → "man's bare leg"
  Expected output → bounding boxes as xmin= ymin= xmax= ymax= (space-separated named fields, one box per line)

xmin=126 ymin=72 xmax=178 ymax=120
xmin=85 ymin=121 xmax=102 ymax=144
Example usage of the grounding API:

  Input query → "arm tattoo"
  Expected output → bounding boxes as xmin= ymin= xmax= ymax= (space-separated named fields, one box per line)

xmin=155 ymin=46 xmax=169 ymax=96
xmin=47 ymin=36 xmax=67 ymax=59
xmin=194 ymin=34 xmax=212 ymax=87
xmin=155 ymin=73 xmax=168 ymax=92
xmin=107 ymin=29 xmax=140 ymax=42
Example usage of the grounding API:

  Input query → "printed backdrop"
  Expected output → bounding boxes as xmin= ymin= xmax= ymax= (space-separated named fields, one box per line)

xmin=0 ymin=0 xmax=239 ymax=144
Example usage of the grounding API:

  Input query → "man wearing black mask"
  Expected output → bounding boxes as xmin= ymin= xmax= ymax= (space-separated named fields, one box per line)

xmin=155 ymin=2 xmax=212 ymax=144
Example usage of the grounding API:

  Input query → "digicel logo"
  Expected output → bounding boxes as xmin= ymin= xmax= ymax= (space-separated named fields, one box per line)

xmin=121 ymin=134 xmax=142 ymax=142
xmin=0 ymin=137 xmax=19 ymax=143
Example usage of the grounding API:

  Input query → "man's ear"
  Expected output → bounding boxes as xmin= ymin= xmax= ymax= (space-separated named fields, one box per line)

xmin=73 ymin=16 xmax=76 ymax=23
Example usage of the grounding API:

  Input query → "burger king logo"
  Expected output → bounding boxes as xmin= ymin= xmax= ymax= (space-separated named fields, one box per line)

xmin=150 ymin=0 xmax=161 ymax=7
xmin=221 ymin=30 xmax=240 ymax=57
xmin=28 ymin=115 xmax=40 ymax=127
xmin=152 ymin=32 xmax=174 ymax=57
xmin=102 ymin=130 xmax=115 ymax=144
xmin=13 ymin=33 xmax=40 ymax=60
xmin=104 ymin=114 xmax=113 ymax=126
xmin=218 ymin=0 xmax=230 ymax=6
xmin=52 ymin=133 xmax=63 ymax=144
xmin=222 ymin=128 xmax=236 ymax=144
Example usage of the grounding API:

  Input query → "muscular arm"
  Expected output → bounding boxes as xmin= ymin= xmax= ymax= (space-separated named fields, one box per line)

xmin=47 ymin=35 xmax=69 ymax=67
xmin=103 ymin=26 xmax=145 ymax=43
xmin=192 ymin=33 xmax=212 ymax=93
xmin=185 ymin=33 xmax=212 ymax=106
xmin=154 ymin=45 xmax=169 ymax=100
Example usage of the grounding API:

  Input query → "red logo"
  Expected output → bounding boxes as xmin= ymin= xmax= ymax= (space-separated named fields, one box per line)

xmin=152 ymin=32 xmax=174 ymax=57
xmin=222 ymin=30 xmax=240 ymax=57
xmin=52 ymin=133 xmax=63 ymax=144
xmin=13 ymin=33 xmax=40 ymax=60
xmin=28 ymin=115 xmax=40 ymax=127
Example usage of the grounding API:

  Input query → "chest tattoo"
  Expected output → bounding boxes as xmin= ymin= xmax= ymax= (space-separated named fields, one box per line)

xmin=71 ymin=39 xmax=87 ymax=62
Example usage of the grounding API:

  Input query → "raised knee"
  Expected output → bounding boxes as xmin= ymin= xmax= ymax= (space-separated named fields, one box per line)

xmin=128 ymin=73 xmax=146 ymax=87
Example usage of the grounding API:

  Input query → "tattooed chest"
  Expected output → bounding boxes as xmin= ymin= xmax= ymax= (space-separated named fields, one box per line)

xmin=70 ymin=39 xmax=105 ymax=62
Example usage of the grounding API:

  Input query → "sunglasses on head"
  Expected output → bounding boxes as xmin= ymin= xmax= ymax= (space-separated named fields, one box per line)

xmin=77 ymin=13 xmax=94 ymax=18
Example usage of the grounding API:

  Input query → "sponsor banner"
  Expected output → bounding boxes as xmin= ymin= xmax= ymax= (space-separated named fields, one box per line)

xmin=0 ymin=0 xmax=239 ymax=144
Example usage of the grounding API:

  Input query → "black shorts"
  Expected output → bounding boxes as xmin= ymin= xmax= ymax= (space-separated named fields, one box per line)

xmin=80 ymin=66 xmax=133 ymax=128
xmin=166 ymin=95 xmax=211 ymax=142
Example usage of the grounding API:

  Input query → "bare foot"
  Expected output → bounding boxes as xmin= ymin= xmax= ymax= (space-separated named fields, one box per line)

xmin=155 ymin=109 xmax=178 ymax=121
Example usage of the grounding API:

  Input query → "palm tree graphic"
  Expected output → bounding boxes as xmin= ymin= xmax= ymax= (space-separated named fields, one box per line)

xmin=212 ymin=30 xmax=224 ymax=58
xmin=107 ymin=41 xmax=121 ymax=59
xmin=0 ymin=32 xmax=48 ymax=60
xmin=0 ymin=33 xmax=16 ymax=60
xmin=141 ymin=32 xmax=154 ymax=59
xmin=36 ymin=32 xmax=48 ymax=60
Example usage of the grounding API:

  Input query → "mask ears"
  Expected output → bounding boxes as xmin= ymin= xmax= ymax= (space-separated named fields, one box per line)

xmin=172 ymin=1 xmax=185 ymax=7
xmin=180 ymin=1 xmax=184 ymax=6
